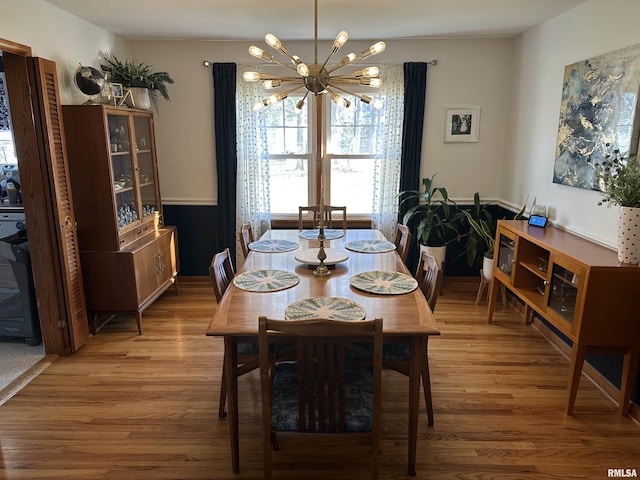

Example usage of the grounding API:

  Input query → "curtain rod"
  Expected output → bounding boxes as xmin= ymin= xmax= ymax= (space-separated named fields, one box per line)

xmin=202 ymin=59 xmax=437 ymax=67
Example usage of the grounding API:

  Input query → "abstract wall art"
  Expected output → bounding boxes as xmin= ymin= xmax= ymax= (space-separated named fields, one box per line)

xmin=553 ymin=43 xmax=640 ymax=190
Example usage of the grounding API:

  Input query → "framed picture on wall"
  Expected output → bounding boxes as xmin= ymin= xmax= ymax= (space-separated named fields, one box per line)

xmin=443 ymin=106 xmax=480 ymax=143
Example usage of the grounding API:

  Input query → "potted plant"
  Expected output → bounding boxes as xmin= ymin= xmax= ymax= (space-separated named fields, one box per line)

xmin=101 ymin=55 xmax=174 ymax=112
xmin=460 ymin=193 xmax=528 ymax=280
xmin=461 ymin=193 xmax=496 ymax=279
xmin=400 ymin=174 xmax=463 ymax=268
xmin=593 ymin=146 xmax=640 ymax=263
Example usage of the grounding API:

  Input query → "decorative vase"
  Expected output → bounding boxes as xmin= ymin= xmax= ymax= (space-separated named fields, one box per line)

xmin=617 ymin=206 xmax=640 ymax=264
xmin=126 ymin=87 xmax=151 ymax=110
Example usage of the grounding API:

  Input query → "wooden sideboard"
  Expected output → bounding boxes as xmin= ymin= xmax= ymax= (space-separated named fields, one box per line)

xmin=487 ymin=220 xmax=640 ymax=415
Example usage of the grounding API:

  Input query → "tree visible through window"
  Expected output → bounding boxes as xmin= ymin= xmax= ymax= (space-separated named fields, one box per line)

xmin=265 ymin=94 xmax=383 ymax=216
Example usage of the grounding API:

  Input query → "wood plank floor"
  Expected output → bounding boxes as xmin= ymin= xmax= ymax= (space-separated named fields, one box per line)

xmin=0 ymin=279 xmax=638 ymax=479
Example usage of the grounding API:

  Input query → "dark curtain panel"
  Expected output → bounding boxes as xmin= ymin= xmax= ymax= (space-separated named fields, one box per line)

xmin=400 ymin=62 xmax=428 ymax=269
xmin=213 ymin=63 xmax=238 ymax=266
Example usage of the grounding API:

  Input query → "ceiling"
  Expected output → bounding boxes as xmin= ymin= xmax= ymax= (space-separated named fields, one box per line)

xmin=43 ymin=0 xmax=587 ymax=41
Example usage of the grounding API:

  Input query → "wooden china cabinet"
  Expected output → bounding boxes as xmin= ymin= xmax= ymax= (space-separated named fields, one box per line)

xmin=487 ymin=220 xmax=640 ymax=416
xmin=62 ymin=105 xmax=179 ymax=334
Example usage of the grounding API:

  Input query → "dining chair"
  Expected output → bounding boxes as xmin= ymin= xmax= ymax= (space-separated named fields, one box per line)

xmin=239 ymin=222 xmax=254 ymax=259
xmin=351 ymin=251 xmax=442 ymax=426
xmin=209 ymin=248 xmax=259 ymax=418
xmin=258 ymin=316 xmax=383 ymax=480
xmin=298 ymin=205 xmax=347 ymax=231
xmin=393 ymin=223 xmax=412 ymax=263
xmin=386 ymin=251 xmax=442 ymax=426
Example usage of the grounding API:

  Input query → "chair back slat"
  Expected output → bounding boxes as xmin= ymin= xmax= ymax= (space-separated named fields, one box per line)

xmin=209 ymin=248 xmax=235 ymax=302
xmin=394 ymin=223 xmax=412 ymax=263
xmin=259 ymin=316 xmax=382 ymax=477
xmin=239 ymin=223 xmax=254 ymax=258
xmin=415 ymin=251 xmax=443 ymax=311
xmin=298 ymin=205 xmax=347 ymax=231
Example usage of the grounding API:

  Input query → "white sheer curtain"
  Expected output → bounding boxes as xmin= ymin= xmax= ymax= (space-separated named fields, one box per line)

xmin=371 ymin=64 xmax=404 ymax=242
xmin=235 ymin=63 xmax=271 ymax=261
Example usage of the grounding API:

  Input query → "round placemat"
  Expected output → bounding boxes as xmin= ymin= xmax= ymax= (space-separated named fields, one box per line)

xmin=350 ymin=270 xmax=418 ymax=295
xmin=233 ymin=269 xmax=300 ymax=293
xmin=299 ymin=229 xmax=344 ymax=240
xmin=285 ymin=297 xmax=366 ymax=321
xmin=248 ymin=239 xmax=299 ymax=253
xmin=345 ymin=239 xmax=396 ymax=253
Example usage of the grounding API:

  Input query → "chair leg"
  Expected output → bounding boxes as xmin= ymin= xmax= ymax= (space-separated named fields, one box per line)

xmin=421 ymin=351 xmax=434 ymax=426
xmin=218 ymin=357 xmax=227 ymax=418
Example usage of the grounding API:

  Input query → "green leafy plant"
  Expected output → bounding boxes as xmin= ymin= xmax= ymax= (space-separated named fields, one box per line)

xmin=101 ymin=55 xmax=174 ymax=112
xmin=400 ymin=175 xmax=463 ymax=247
xmin=460 ymin=193 xmax=528 ymax=268
xmin=593 ymin=146 xmax=640 ymax=208
xmin=461 ymin=193 xmax=496 ymax=268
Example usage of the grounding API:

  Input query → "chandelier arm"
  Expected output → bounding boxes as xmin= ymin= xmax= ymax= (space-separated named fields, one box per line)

xmin=331 ymin=84 xmax=371 ymax=101
xmin=268 ymin=57 xmax=299 ymax=72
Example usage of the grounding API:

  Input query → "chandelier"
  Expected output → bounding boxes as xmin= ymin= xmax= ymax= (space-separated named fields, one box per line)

xmin=242 ymin=0 xmax=386 ymax=112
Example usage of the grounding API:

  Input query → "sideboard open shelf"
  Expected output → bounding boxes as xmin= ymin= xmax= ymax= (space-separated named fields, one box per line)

xmin=487 ymin=220 xmax=640 ymax=415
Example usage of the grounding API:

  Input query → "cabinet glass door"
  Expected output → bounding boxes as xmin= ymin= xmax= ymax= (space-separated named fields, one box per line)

xmin=133 ymin=116 xmax=159 ymax=220
xmin=547 ymin=263 xmax=579 ymax=324
xmin=497 ymin=233 xmax=516 ymax=278
xmin=108 ymin=114 xmax=139 ymax=229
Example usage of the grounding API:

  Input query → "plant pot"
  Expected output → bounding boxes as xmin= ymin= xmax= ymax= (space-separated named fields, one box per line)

xmin=617 ymin=206 xmax=640 ymax=264
xmin=420 ymin=244 xmax=446 ymax=271
xmin=482 ymin=254 xmax=494 ymax=281
xmin=126 ymin=87 xmax=151 ymax=110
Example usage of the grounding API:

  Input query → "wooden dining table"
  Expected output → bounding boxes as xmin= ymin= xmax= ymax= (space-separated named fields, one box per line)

xmin=206 ymin=229 xmax=441 ymax=476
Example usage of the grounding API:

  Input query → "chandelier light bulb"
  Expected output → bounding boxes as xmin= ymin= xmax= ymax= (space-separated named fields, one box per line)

xmin=371 ymin=98 xmax=384 ymax=110
xmin=263 ymin=79 xmax=281 ymax=89
xmin=370 ymin=41 xmax=386 ymax=55
xmin=253 ymin=99 xmax=268 ymax=111
xmin=265 ymin=33 xmax=282 ymax=50
xmin=297 ymin=63 xmax=310 ymax=77
xmin=362 ymin=66 xmax=379 ymax=78
xmin=368 ymin=78 xmax=382 ymax=88
xmin=329 ymin=91 xmax=350 ymax=109
xmin=332 ymin=31 xmax=349 ymax=52
xmin=243 ymin=71 xmax=262 ymax=82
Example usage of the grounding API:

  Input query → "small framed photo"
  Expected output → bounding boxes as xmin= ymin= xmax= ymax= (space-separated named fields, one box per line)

xmin=444 ymin=106 xmax=480 ymax=143
xmin=111 ymin=83 xmax=124 ymax=98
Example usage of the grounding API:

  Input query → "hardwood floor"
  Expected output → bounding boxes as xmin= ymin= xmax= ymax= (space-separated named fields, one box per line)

xmin=0 ymin=279 xmax=638 ymax=479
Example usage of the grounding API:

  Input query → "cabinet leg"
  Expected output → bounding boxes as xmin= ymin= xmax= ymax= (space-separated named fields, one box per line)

xmin=619 ymin=349 xmax=640 ymax=416
xmin=487 ymin=279 xmax=501 ymax=323
xmin=565 ymin=344 xmax=587 ymax=415
xmin=136 ymin=312 xmax=143 ymax=335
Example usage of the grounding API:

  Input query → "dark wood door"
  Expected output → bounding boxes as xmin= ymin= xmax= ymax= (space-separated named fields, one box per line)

xmin=2 ymin=39 xmax=88 ymax=354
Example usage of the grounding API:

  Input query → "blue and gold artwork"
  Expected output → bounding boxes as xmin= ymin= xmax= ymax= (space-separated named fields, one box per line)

xmin=554 ymin=43 xmax=640 ymax=190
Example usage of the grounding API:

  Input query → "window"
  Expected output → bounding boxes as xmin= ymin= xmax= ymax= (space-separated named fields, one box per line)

xmin=266 ymin=93 xmax=383 ymax=216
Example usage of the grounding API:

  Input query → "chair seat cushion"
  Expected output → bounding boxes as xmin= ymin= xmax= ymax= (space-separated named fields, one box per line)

xmin=237 ymin=342 xmax=258 ymax=355
xmin=350 ymin=342 xmax=410 ymax=361
xmin=271 ymin=363 xmax=373 ymax=432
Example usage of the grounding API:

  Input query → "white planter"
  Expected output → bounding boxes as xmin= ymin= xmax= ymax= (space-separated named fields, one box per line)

xmin=617 ymin=206 xmax=640 ymax=264
xmin=126 ymin=87 xmax=151 ymax=110
xmin=482 ymin=254 xmax=494 ymax=281
xmin=419 ymin=244 xmax=446 ymax=271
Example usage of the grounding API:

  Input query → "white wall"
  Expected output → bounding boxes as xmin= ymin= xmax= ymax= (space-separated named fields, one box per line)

xmin=131 ymin=37 xmax=513 ymax=206
xmin=0 ymin=0 xmax=131 ymax=105
xmin=505 ymin=0 xmax=640 ymax=247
